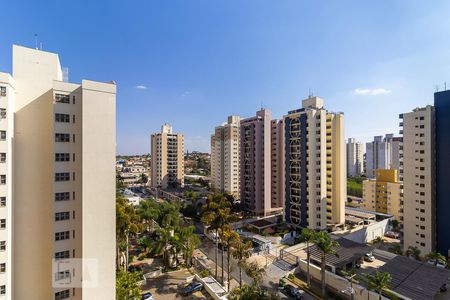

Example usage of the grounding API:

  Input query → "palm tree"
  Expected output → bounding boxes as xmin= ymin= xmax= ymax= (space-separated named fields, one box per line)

xmin=313 ymin=231 xmax=340 ymax=298
xmin=372 ymin=236 xmax=385 ymax=249
xmin=406 ymin=245 xmax=421 ymax=260
xmin=244 ymin=261 xmax=266 ymax=286
xmin=149 ymin=227 xmax=176 ymax=269
xmin=297 ymin=228 xmax=315 ymax=287
xmin=367 ymin=271 xmax=391 ymax=300
xmin=176 ymin=225 xmax=201 ymax=267
xmin=426 ymin=251 xmax=447 ymax=266
xmin=201 ymin=194 xmax=232 ymax=282
xmin=116 ymin=196 xmax=141 ymax=271
xmin=231 ymin=238 xmax=253 ymax=287
xmin=222 ymin=228 xmax=240 ymax=292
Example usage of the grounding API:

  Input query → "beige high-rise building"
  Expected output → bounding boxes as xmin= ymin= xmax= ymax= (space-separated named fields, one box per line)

xmin=400 ymin=106 xmax=436 ymax=254
xmin=363 ymin=169 xmax=402 ymax=224
xmin=210 ymin=116 xmax=240 ymax=198
xmin=151 ymin=124 xmax=184 ymax=189
xmin=0 ymin=45 xmax=116 ymax=300
xmin=283 ymin=96 xmax=346 ymax=230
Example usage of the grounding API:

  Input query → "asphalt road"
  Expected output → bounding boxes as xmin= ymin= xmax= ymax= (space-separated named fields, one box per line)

xmin=199 ymin=237 xmax=315 ymax=300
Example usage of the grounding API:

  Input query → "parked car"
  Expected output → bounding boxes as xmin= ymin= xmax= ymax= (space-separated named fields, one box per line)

xmin=141 ymin=292 xmax=154 ymax=300
xmin=284 ymin=284 xmax=304 ymax=300
xmin=428 ymin=259 xmax=447 ymax=268
xmin=181 ymin=281 xmax=204 ymax=296
xmin=364 ymin=252 xmax=375 ymax=262
xmin=385 ymin=231 xmax=400 ymax=239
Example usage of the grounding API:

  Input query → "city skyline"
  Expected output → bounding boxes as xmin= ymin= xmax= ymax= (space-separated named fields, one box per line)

xmin=1 ymin=1 xmax=450 ymax=154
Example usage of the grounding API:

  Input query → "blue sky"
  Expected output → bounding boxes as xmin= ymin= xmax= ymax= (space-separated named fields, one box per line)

xmin=1 ymin=0 xmax=449 ymax=154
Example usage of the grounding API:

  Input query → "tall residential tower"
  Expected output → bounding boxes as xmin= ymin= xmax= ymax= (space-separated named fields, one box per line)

xmin=210 ymin=116 xmax=240 ymax=198
xmin=151 ymin=124 xmax=184 ymax=189
xmin=0 ymin=45 xmax=116 ymax=300
xmin=346 ymin=138 xmax=364 ymax=177
xmin=283 ymin=96 xmax=346 ymax=230
xmin=400 ymin=106 xmax=435 ymax=254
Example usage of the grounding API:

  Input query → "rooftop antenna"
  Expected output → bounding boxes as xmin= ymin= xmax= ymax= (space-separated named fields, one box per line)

xmin=260 ymin=100 xmax=263 ymax=110
xmin=39 ymin=42 xmax=43 ymax=50
xmin=445 ymin=81 xmax=447 ymax=91
xmin=34 ymin=34 xmax=38 ymax=49
xmin=436 ymin=85 xmax=439 ymax=93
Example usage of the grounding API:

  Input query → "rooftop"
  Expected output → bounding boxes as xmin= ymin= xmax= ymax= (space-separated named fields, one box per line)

xmin=378 ymin=256 xmax=450 ymax=300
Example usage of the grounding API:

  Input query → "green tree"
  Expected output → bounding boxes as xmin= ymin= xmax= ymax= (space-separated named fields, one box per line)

xmin=244 ymin=261 xmax=266 ymax=287
xmin=231 ymin=238 xmax=253 ymax=288
xmin=223 ymin=228 xmax=240 ymax=292
xmin=176 ymin=225 xmax=201 ymax=266
xmin=406 ymin=246 xmax=421 ymax=260
xmin=367 ymin=271 xmax=391 ymax=300
xmin=201 ymin=193 xmax=232 ymax=281
xmin=388 ymin=244 xmax=403 ymax=255
xmin=230 ymin=284 xmax=280 ymax=300
xmin=313 ymin=231 xmax=340 ymax=298
xmin=296 ymin=228 xmax=315 ymax=287
xmin=426 ymin=251 xmax=447 ymax=266
xmin=391 ymin=219 xmax=400 ymax=232
xmin=116 ymin=196 xmax=141 ymax=270
xmin=116 ymin=270 xmax=142 ymax=300
xmin=149 ymin=227 xmax=176 ymax=269
xmin=373 ymin=236 xmax=385 ymax=249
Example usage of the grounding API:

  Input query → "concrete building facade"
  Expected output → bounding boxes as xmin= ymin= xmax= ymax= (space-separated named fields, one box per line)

xmin=239 ymin=109 xmax=272 ymax=216
xmin=346 ymin=138 xmax=364 ymax=177
xmin=0 ymin=45 xmax=116 ymax=300
xmin=151 ymin=124 xmax=184 ymax=189
xmin=270 ymin=119 xmax=284 ymax=213
xmin=434 ymin=90 xmax=450 ymax=257
xmin=400 ymin=106 xmax=435 ymax=255
xmin=362 ymin=169 xmax=402 ymax=224
xmin=283 ymin=96 xmax=346 ymax=230
xmin=210 ymin=116 xmax=240 ymax=199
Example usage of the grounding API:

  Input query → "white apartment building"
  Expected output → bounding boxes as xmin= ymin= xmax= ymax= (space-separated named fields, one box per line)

xmin=0 ymin=45 xmax=116 ymax=300
xmin=346 ymin=138 xmax=364 ymax=177
xmin=366 ymin=134 xmax=402 ymax=178
xmin=283 ymin=96 xmax=346 ymax=230
xmin=151 ymin=124 xmax=184 ymax=189
xmin=210 ymin=116 xmax=240 ymax=199
xmin=400 ymin=106 xmax=436 ymax=254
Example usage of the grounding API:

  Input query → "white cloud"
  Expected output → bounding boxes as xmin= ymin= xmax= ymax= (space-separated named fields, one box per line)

xmin=135 ymin=85 xmax=147 ymax=90
xmin=354 ymin=88 xmax=391 ymax=96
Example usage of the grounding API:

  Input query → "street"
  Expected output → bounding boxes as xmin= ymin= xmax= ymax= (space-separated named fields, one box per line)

xmin=198 ymin=236 xmax=315 ymax=300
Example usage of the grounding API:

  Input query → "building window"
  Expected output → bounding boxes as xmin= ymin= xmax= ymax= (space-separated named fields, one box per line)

xmin=0 ymin=109 xmax=6 ymax=119
xmin=0 ymin=219 xmax=5 ymax=229
xmin=55 ymin=173 xmax=70 ymax=182
xmin=55 ymin=289 xmax=70 ymax=300
xmin=0 ymin=175 xmax=5 ymax=185
xmin=0 ymin=263 xmax=5 ymax=272
xmin=0 ymin=87 xmax=6 ymax=97
xmin=0 ymin=285 xmax=4 ymax=295
xmin=55 ymin=231 xmax=70 ymax=241
xmin=0 ymin=241 xmax=5 ymax=251
xmin=0 ymin=131 xmax=5 ymax=140
xmin=55 ymin=133 xmax=70 ymax=142
xmin=55 ymin=192 xmax=70 ymax=201
xmin=0 ymin=197 xmax=5 ymax=206
xmin=56 ymin=270 xmax=71 ymax=281
xmin=55 ymin=94 xmax=70 ymax=104
xmin=55 ymin=113 xmax=70 ymax=123
xmin=55 ymin=211 xmax=70 ymax=221
xmin=0 ymin=153 xmax=5 ymax=163
xmin=55 ymin=153 xmax=70 ymax=162
xmin=55 ymin=250 xmax=70 ymax=260
xmin=72 ymin=115 xmax=75 ymax=123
